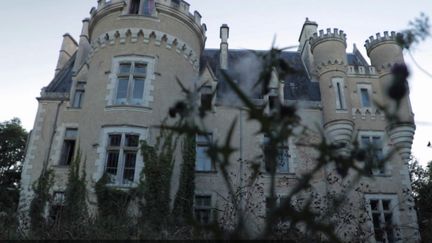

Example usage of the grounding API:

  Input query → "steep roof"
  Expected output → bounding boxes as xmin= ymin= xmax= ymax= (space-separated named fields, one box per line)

xmin=44 ymin=53 xmax=76 ymax=93
xmin=201 ymin=49 xmax=321 ymax=102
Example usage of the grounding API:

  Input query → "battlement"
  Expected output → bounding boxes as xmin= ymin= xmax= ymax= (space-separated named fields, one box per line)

xmin=310 ymin=28 xmax=347 ymax=49
xmin=92 ymin=0 xmax=204 ymax=27
xmin=364 ymin=31 xmax=398 ymax=53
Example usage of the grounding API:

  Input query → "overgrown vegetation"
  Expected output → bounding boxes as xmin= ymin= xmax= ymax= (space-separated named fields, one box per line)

xmin=0 ymin=14 xmax=431 ymax=241
xmin=172 ymin=134 xmax=196 ymax=225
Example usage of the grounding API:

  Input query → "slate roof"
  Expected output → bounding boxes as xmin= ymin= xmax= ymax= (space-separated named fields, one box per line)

xmin=201 ymin=49 xmax=321 ymax=102
xmin=43 ymin=49 xmax=368 ymax=104
xmin=44 ymin=52 xmax=76 ymax=93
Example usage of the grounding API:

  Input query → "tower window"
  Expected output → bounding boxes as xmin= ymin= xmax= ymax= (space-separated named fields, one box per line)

xmin=115 ymin=61 xmax=147 ymax=105
xmin=129 ymin=0 xmax=141 ymax=14
xmin=332 ymin=78 xmax=346 ymax=110
xmin=128 ymin=0 xmax=155 ymax=16
xmin=59 ymin=128 xmax=78 ymax=166
xmin=358 ymin=85 xmax=372 ymax=108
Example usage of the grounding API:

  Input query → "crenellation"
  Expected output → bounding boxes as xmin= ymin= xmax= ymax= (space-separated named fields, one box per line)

xmin=310 ymin=28 xmax=347 ymax=49
xmin=364 ymin=31 xmax=398 ymax=52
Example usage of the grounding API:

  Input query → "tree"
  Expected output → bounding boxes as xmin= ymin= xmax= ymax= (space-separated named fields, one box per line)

xmin=410 ymin=159 xmax=432 ymax=242
xmin=0 ymin=118 xmax=27 ymax=239
xmin=0 ymin=118 xmax=27 ymax=187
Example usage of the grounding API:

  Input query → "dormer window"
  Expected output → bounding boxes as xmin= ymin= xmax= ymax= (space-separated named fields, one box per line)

xmin=128 ymin=0 xmax=155 ymax=16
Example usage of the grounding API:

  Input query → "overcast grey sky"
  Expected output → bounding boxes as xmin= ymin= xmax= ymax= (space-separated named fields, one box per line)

xmin=0 ymin=0 xmax=431 ymax=164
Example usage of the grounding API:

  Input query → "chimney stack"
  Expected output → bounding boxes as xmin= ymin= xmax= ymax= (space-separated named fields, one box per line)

xmin=55 ymin=34 xmax=78 ymax=75
xmin=219 ymin=24 xmax=229 ymax=70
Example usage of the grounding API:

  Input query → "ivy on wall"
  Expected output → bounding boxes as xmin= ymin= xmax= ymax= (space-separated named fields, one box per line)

xmin=173 ymin=134 xmax=196 ymax=225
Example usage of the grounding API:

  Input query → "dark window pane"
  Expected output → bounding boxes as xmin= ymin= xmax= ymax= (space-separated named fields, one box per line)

xmin=126 ymin=134 xmax=139 ymax=147
xmin=383 ymin=200 xmax=391 ymax=211
xmin=106 ymin=151 xmax=119 ymax=176
xmin=109 ymin=134 xmax=122 ymax=146
xmin=361 ymin=88 xmax=371 ymax=107
xmin=123 ymin=152 xmax=136 ymax=184
xmin=129 ymin=0 xmax=140 ymax=14
xmin=60 ymin=140 xmax=76 ymax=166
xmin=370 ymin=200 xmax=379 ymax=211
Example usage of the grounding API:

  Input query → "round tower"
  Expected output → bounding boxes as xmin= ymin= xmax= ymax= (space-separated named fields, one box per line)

xmin=365 ymin=32 xmax=415 ymax=162
xmin=82 ymin=0 xmax=206 ymax=120
xmin=310 ymin=28 xmax=354 ymax=151
xmin=74 ymin=0 xmax=207 ymax=185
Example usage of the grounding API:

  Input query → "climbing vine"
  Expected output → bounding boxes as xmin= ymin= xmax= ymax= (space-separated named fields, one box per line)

xmin=29 ymin=169 xmax=53 ymax=238
xmin=172 ymin=134 xmax=196 ymax=225
xmin=61 ymin=151 xmax=88 ymax=238
xmin=140 ymin=128 xmax=177 ymax=230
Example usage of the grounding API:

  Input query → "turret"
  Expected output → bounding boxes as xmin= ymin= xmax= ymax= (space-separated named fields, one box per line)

xmin=365 ymin=32 xmax=415 ymax=163
xmin=310 ymin=28 xmax=353 ymax=152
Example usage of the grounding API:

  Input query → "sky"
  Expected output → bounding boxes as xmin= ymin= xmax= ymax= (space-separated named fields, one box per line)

xmin=0 ymin=0 xmax=431 ymax=165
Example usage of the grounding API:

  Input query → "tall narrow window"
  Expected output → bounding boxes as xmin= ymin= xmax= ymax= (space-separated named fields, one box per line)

xmin=105 ymin=133 xmax=140 ymax=185
xmin=59 ymin=128 xmax=78 ymax=166
xmin=336 ymin=82 xmax=344 ymax=109
xmin=332 ymin=78 xmax=346 ymax=110
xmin=115 ymin=61 xmax=147 ymax=105
xmin=367 ymin=196 xmax=397 ymax=243
xmin=129 ymin=0 xmax=141 ymax=14
xmin=194 ymin=195 xmax=212 ymax=224
xmin=196 ymin=134 xmax=213 ymax=172
xmin=360 ymin=88 xmax=371 ymax=107
xmin=72 ymin=82 xmax=85 ymax=108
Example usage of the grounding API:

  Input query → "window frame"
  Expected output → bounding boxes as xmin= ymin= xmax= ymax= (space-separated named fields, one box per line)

xmin=263 ymin=136 xmax=291 ymax=174
xmin=194 ymin=194 xmax=213 ymax=224
xmin=358 ymin=131 xmax=386 ymax=175
xmin=126 ymin=0 xmax=156 ymax=16
xmin=332 ymin=77 xmax=347 ymax=111
xmin=72 ymin=82 xmax=86 ymax=108
xmin=195 ymin=133 xmax=215 ymax=172
xmin=358 ymin=84 xmax=373 ymax=108
xmin=59 ymin=128 xmax=78 ymax=166
xmin=108 ymin=56 xmax=155 ymax=108
xmin=365 ymin=194 xmax=400 ymax=243
xmin=104 ymin=132 xmax=141 ymax=186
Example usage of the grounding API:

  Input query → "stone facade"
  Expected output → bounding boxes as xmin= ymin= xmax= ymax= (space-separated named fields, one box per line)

xmin=19 ymin=1 xmax=419 ymax=241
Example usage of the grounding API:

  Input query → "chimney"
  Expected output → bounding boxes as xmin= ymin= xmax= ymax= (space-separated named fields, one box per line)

xmin=73 ymin=19 xmax=91 ymax=73
xmin=55 ymin=34 xmax=78 ymax=75
xmin=219 ymin=24 xmax=229 ymax=70
xmin=297 ymin=18 xmax=318 ymax=78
